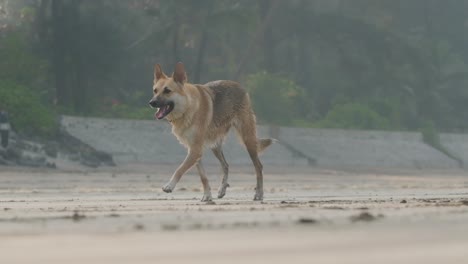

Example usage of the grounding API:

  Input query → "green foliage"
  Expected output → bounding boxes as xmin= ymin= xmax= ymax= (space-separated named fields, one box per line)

xmin=420 ymin=121 xmax=440 ymax=149
xmin=0 ymin=25 xmax=55 ymax=137
xmin=0 ymin=32 xmax=49 ymax=87
xmin=246 ymin=72 xmax=305 ymax=125
xmin=5 ymin=0 xmax=468 ymax=133
xmin=420 ymin=121 xmax=463 ymax=166
xmin=317 ymin=103 xmax=390 ymax=130
xmin=367 ymin=98 xmax=404 ymax=130
xmin=0 ymin=81 xmax=57 ymax=136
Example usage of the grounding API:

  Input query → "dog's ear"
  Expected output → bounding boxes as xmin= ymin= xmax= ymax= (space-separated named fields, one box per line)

xmin=172 ymin=62 xmax=187 ymax=84
xmin=154 ymin=64 xmax=167 ymax=81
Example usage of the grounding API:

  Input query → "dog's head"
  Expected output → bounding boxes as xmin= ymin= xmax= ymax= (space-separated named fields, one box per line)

xmin=149 ymin=62 xmax=189 ymax=120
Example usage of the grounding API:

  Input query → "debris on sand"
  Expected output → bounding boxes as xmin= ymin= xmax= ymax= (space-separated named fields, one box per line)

xmin=231 ymin=221 xmax=260 ymax=228
xmin=350 ymin=212 xmax=383 ymax=223
xmin=71 ymin=211 xmax=86 ymax=222
xmin=189 ymin=223 xmax=204 ymax=230
xmin=134 ymin=223 xmax=145 ymax=231
xmin=161 ymin=224 xmax=179 ymax=231
xmin=322 ymin=206 xmax=345 ymax=210
xmin=461 ymin=200 xmax=468 ymax=206
xmin=107 ymin=213 xmax=120 ymax=218
xmin=400 ymin=200 xmax=407 ymax=204
xmin=297 ymin=218 xmax=318 ymax=224
xmin=281 ymin=201 xmax=300 ymax=204
xmin=280 ymin=201 xmax=301 ymax=208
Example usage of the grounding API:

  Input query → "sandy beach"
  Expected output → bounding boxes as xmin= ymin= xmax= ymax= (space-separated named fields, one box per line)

xmin=1 ymin=165 xmax=467 ymax=263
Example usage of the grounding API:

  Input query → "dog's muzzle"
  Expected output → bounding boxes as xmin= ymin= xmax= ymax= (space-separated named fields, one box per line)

xmin=149 ymin=99 xmax=174 ymax=120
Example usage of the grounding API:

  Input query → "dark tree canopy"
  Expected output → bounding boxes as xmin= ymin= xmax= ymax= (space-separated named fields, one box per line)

xmin=1 ymin=0 xmax=468 ymax=135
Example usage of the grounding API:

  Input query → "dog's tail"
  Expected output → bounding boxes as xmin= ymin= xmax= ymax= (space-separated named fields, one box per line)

xmin=257 ymin=138 xmax=277 ymax=153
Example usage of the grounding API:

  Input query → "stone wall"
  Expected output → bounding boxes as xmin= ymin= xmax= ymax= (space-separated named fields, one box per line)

xmin=61 ymin=116 xmax=464 ymax=170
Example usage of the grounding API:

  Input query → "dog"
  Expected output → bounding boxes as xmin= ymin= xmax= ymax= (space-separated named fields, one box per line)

xmin=149 ymin=62 xmax=274 ymax=201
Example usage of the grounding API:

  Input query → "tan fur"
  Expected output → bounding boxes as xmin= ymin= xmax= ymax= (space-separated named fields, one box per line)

xmin=150 ymin=63 xmax=274 ymax=201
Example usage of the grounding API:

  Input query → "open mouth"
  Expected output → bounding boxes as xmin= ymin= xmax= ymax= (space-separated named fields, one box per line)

xmin=154 ymin=102 xmax=174 ymax=120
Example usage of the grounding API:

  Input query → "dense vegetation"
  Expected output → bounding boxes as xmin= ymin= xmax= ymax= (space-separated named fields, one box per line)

xmin=1 ymin=0 xmax=468 ymax=136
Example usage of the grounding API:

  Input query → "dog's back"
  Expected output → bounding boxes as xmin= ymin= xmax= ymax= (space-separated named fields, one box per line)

xmin=204 ymin=80 xmax=273 ymax=153
xmin=205 ymin=80 xmax=248 ymax=126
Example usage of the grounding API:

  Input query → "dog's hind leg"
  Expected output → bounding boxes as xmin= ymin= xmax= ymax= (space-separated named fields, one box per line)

xmin=212 ymin=145 xmax=229 ymax=198
xmin=246 ymin=141 xmax=264 ymax=201
xmin=234 ymin=112 xmax=264 ymax=201
xmin=196 ymin=160 xmax=213 ymax=202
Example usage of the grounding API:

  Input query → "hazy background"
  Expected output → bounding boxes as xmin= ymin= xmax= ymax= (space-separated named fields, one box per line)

xmin=2 ymin=0 xmax=468 ymax=137
xmin=2 ymin=3 xmax=468 ymax=262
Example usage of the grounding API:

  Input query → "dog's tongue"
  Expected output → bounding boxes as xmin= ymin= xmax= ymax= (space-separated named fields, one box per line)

xmin=154 ymin=106 xmax=167 ymax=119
xmin=154 ymin=108 xmax=163 ymax=119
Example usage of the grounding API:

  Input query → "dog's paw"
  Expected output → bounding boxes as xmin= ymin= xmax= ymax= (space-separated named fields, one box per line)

xmin=217 ymin=183 xmax=230 ymax=199
xmin=162 ymin=182 xmax=175 ymax=193
xmin=253 ymin=191 xmax=263 ymax=201
xmin=201 ymin=193 xmax=213 ymax=202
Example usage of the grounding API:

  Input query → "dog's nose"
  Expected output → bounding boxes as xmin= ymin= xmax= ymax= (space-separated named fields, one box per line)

xmin=149 ymin=100 xmax=158 ymax=108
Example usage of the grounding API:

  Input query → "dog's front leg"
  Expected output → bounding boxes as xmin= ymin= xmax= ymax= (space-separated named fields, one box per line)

xmin=196 ymin=160 xmax=212 ymax=202
xmin=162 ymin=149 xmax=202 ymax=193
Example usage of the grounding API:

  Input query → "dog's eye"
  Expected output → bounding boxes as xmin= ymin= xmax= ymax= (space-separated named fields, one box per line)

xmin=163 ymin=87 xmax=171 ymax=94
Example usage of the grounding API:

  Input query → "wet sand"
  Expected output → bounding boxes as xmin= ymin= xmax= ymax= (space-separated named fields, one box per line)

xmin=0 ymin=165 xmax=468 ymax=263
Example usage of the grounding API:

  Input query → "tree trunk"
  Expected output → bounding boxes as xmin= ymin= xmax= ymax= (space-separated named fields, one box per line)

xmin=51 ymin=0 xmax=69 ymax=107
xmin=193 ymin=28 xmax=209 ymax=84
xmin=69 ymin=0 xmax=85 ymax=113
xmin=234 ymin=0 xmax=280 ymax=80
xmin=172 ymin=23 xmax=180 ymax=63
xmin=260 ymin=0 xmax=276 ymax=73
xmin=193 ymin=7 xmax=213 ymax=84
xmin=36 ymin=0 xmax=50 ymax=44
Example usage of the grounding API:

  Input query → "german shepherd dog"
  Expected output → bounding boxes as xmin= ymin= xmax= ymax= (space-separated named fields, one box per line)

xmin=149 ymin=63 xmax=274 ymax=201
